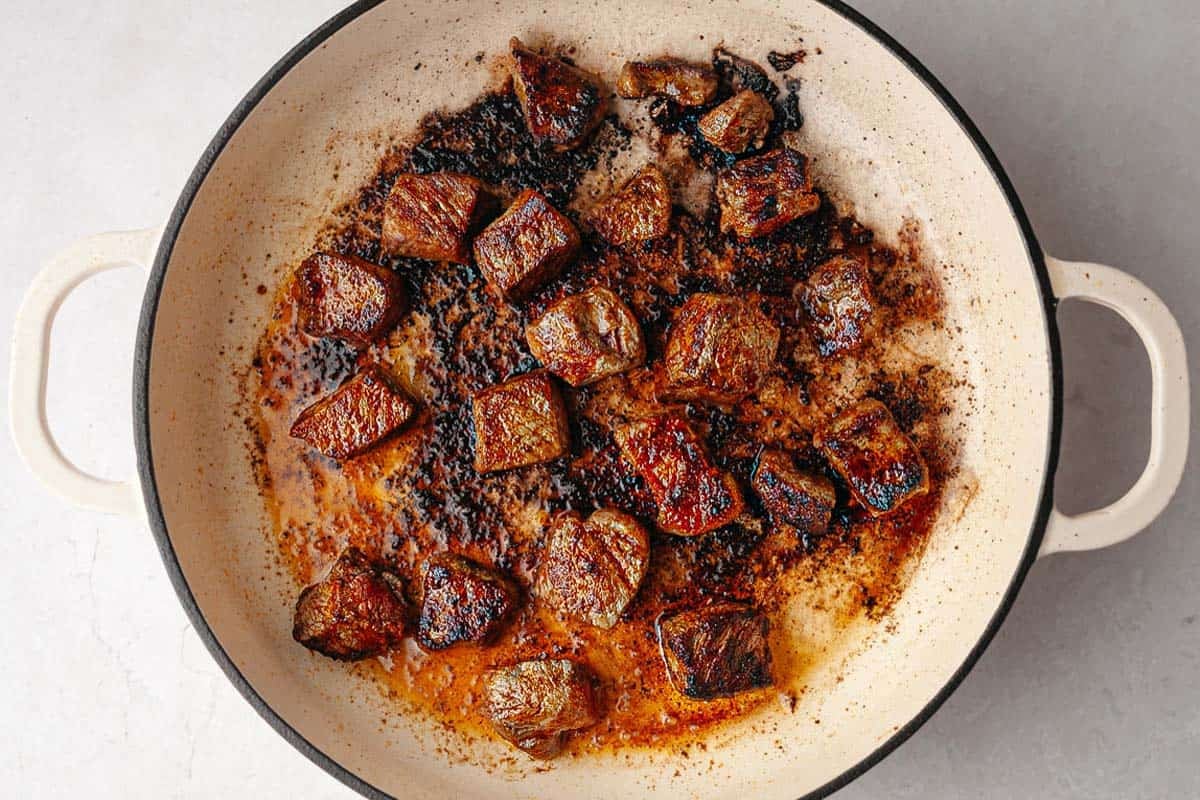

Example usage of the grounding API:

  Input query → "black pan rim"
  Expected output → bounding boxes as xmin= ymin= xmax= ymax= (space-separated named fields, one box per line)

xmin=132 ymin=1 xmax=1062 ymax=798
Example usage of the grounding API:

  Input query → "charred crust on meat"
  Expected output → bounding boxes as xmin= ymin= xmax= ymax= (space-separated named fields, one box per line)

xmin=664 ymin=293 xmax=781 ymax=404
xmin=416 ymin=553 xmax=520 ymax=650
xmin=295 ymin=252 xmax=407 ymax=347
xmin=509 ymin=38 xmax=606 ymax=151
xmin=471 ymin=370 xmax=570 ymax=472
xmin=716 ymin=148 xmax=820 ymax=239
xmin=525 ymin=286 xmax=646 ymax=386
xmin=656 ymin=602 xmax=773 ymax=699
xmin=472 ymin=189 xmax=581 ymax=300
xmin=697 ymin=89 xmax=775 ymax=154
xmin=292 ymin=547 xmax=408 ymax=661
xmin=484 ymin=658 xmax=599 ymax=758
xmin=616 ymin=59 xmax=719 ymax=106
xmin=289 ymin=365 xmax=415 ymax=460
xmin=381 ymin=172 xmax=499 ymax=263
xmin=587 ymin=164 xmax=673 ymax=246
xmin=796 ymin=255 xmax=875 ymax=356
xmin=751 ymin=449 xmax=836 ymax=539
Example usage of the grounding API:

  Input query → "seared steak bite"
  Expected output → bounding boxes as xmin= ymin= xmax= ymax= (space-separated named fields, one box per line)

xmin=616 ymin=59 xmax=719 ymax=106
xmin=296 ymin=252 xmax=406 ymax=347
xmin=293 ymin=547 xmax=408 ymax=661
xmin=697 ymin=89 xmax=775 ymax=154
xmin=525 ymin=286 xmax=645 ymax=387
xmin=664 ymin=293 xmax=780 ymax=404
xmin=472 ymin=189 xmax=581 ymax=300
xmin=814 ymin=398 xmax=929 ymax=516
xmin=484 ymin=659 xmax=599 ymax=759
xmin=471 ymin=370 xmax=570 ymax=473
xmin=796 ymin=255 xmax=875 ymax=356
xmin=416 ymin=553 xmax=519 ymax=650
xmin=536 ymin=509 xmax=650 ymax=628
xmin=715 ymin=148 xmax=820 ymax=238
xmin=752 ymin=449 xmax=837 ymax=538
xmin=381 ymin=172 xmax=499 ymax=263
xmin=588 ymin=164 xmax=672 ymax=245
xmin=510 ymin=38 xmax=606 ymax=150
xmin=290 ymin=366 xmax=415 ymax=460
xmin=657 ymin=603 xmax=773 ymax=700
xmin=616 ymin=415 xmax=745 ymax=536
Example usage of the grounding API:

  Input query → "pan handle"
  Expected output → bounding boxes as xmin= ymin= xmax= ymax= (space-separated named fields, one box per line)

xmin=9 ymin=228 xmax=160 ymax=518
xmin=1038 ymin=256 xmax=1189 ymax=557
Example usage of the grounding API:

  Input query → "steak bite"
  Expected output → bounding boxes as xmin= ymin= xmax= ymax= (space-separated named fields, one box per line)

xmin=814 ymin=398 xmax=929 ymax=516
xmin=296 ymin=252 xmax=407 ymax=348
xmin=536 ymin=509 xmax=650 ymax=628
xmin=510 ymin=38 xmax=606 ymax=150
xmin=290 ymin=366 xmax=416 ymax=460
xmin=615 ymin=415 xmax=745 ymax=536
xmin=416 ymin=553 xmax=519 ymax=650
xmin=525 ymin=286 xmax=645 ymax=387
xmin=752 ymin=449 xmax=837 ymax=539
xmin=656 ymin=603 xmax=773 ymax=700
xmin=472 ymin=189 xmax=581 ymax=300
xmin=664 ymin=293 xmax=781 ymax=405
xmin=715 ymin=148 xmax=820 ymax=238
xmin=471 ymin=370 xmax=570 ymax=473
xmin=588 ymin=164 xmax=673 ymax=246
xmin=796 ymin=255 xmax=875 ymax=356
xmin=292 ymin=547 xmax=408 ymax=661
xmin=381 ymin=172 xmax=499 ymax=263
xmin=697 ymin=89 xmax=775 ymax=154
xmin=484 ymin=659 xmax=599 ymax=759
xmin=616 ymin=59 xmax=719 ymax=106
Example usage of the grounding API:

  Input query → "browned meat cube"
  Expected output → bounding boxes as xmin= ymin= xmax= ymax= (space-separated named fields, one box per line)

xmin=588 ymin=164 xmax=672 ymax=245
xmin=796 ymin=255 xmax=875 ymax=356
xmin=292 ymin=547 xmax=408 ymax=661
xmin=664 ymin=294 xmax=780 ymax=404
xmin=525 ymin=286 xmax=645 ymax=387
xmin=510 ymin=38 xmax=606 ymax=151
xmin=752 ymin=450 xmax=837 ymax=538
xmin=814 ymin=398 xmax=929 ymax=516
xmin=715 ymin=148 xmax=820 ymax=238
xmin=295 ymin=252 xmax=406 ymax=347
xmin=616 ymin=59 xmax=719 ymax=106
xmin=472 ymin=189 xmax=581 ymax=300
xmin=697 ymin=90 xmax=775 ymax=154
xmin=536 ymin=509 xmax=650 ymax=628
xmin=656 ymin=603 xmax=773 ymax=700
xmin=289 ymin=366 xmax=416 ymax=460
xmin=381 ymin=172 xmax=499 ymax=263
xmin=416 ymin=553 xmax=519 ymax=650
xmin=471 ymin=370 xmax=570 ymax=473
xmin=484 ymin=659 xmax=599 ymax=759
xmin=615 ymin=415 xmax=745 ymax=536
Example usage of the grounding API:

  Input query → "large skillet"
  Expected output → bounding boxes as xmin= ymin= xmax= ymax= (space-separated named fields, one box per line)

xmin=10 ymin=1 xmax=1189 ymax=798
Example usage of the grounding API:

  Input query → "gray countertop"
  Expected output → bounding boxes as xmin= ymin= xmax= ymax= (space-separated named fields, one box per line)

xmin=1 ymin=1 xmax=1196 ymax=797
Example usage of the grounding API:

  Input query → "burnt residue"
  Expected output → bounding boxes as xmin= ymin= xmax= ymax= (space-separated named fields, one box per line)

xmin=767 ymin=49 xmax=807 ymax=72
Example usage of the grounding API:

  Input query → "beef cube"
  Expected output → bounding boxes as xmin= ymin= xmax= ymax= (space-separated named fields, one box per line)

xmin=796 ymin=255 xmax=875 ymax=356
xmin=664 ymin=293 xmax=780 ymax=404
xmin=292 ymin=547 xmax=408 ymax=661
xmin=814 ymin=398 xmax=929 ymax=516
xmin=472 ymin=189 xmax=581 ymax=300
xmin=510 ymin=38 xmax=606 ymax=150
xmin=656 ymin=603 xmax=773 ymax=700
xmin=752 ymin=449 xmax=836 ymax=538
xmin=295 ymin=252 xmax=406 ymax=347
xmin=471 ymin=370 xmax=570 ymax=473
xmin=381 ymin=172 xmax=498 ymax=263
xmin=484 ymin=659 xmax=599 ymax=759
xmin=290 ymin=366 xmax=415 ymax=460
xmin=416 ymin=553 xmax=519 ymax=650
xmin=715 ymin=148 xmax=820 ymax=238
xmin=615 ymin=415 xmax=745 ymax=536
xmin=697 ymin=90 xmax=775 ymax=154
xmin=616 ymin=59 xmax=719 ymax=106
xmin=588 ymin=164 xmax=672 ymax=245
xmin=536 ymin=509 xmax=650 ymax=628
xmin=525 ymin=286 xmax=645 ymax=387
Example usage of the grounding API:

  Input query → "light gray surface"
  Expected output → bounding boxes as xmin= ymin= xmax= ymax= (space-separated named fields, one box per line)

xmin=0 ymin=1 xmax=1195 ymax=798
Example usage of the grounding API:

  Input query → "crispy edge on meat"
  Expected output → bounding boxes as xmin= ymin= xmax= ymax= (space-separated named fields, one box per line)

xmin=663 ymin=293 xmax=781 ymax=404
xmin=484 ymin=659 xmax=599 ymax=759
xmin=471 ymin=370 xmax=570 ymax=473
xmin=587 ymin=164 xmax=673 ymax=245
xmin=715 ymin=147 xmax=820 ymax=238
xmin=292 ymin=547 xmax=408 ymax=661
xmin=509 ymin=38 xmax=606 ymax=150
xmin=525 ymin=285 xmax=646 ymax=387
xmin=289 ymin=365 xmax=416 ymax=460
xmin=416 ymin=553 xmax=519 ymax=650
xmin=814 ymin=398 xmax=929 ymax=516
xmin=295 ymin=252 xmax=407 ymax=348
xmin=656 ymin=602 xmax=773 ymax=700
xmin=697 ymin=89 xmax=775 ymax=154
xmin=472 ymin=189 xmax=581 ymax=300
xmin=616 ymin=58 xmax=719 ymax=106
xmin=381 ymin=172 xmax=499 ymax=263
xmin=796 ymin=255 xmax=875 ymax=356
xmin=752 ymin=449 xmax=837 ymax=538
xmin=535 ymin=509 xmax=650 ymax=628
